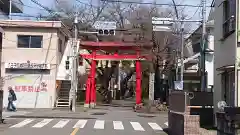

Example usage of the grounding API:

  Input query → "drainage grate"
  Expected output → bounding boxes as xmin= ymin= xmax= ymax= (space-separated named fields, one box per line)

xmin=91 ymin=112 xmax=107 ymax=115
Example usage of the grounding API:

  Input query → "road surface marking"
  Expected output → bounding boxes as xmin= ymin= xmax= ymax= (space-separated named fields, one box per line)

xmin=10 ymin=119 xmax=34 ymax=128
xmin=164 ymin=122 xmax=168 ymax=126
xmin=52 ymin=119 xmax=70 ymax=128
xmin=148 ymin=122 xmax=163 ymax=130
xmin=73 ymin=120 xmax=87 ymax=128
xmin=113 ymin=121 xmax=124 ymax=130
xmin=94 ymin=120 xmax=104 ymax=129
xmin=70 ymin=128 xmax=79 ymax=135
xmin=32 ymin=119 xmax=53 ymax=128
xmin=130 ymin=122 xmax=145 ymax=131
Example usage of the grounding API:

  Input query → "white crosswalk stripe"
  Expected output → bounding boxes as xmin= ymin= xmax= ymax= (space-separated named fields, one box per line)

xmin=52 ymin=119 xmax=70 ymax=128
xmin=10 ymin=119 xmax=165 ymax=132
xmin=113 ymin=121 xmax=124 ymax=130
xmin=148 ymin=122 xmax=163 ymax=131
xmin=73 ymin=120 xmax=87 ymax=128
xmin=10 ymin=119 xmax=34 ymax=128
xmin=32 ymin=119 xmax=53 ymax=128
xmin=130 ymin=122 xmax=145 ymax=131
xmin=94 ymin=120 xmax=105 ymax=129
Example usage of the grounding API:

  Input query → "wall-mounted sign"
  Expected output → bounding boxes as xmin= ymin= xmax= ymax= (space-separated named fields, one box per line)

xmin=152 ymin=17 xmax=173 ymax=25
xmin=152 ymin=17 xmax=173 ymax=32
xmin=14 ymin=84 xmax=47 ymax=92
xmin=93 ymin=21 xmax=117 ymax=30
xmin=5 ymin=61 xmax=50 ymax=69
xmin=9 ymin=75 xmax=48 ymax=92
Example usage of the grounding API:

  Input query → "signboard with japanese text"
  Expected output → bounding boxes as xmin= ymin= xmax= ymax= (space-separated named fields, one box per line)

xmin=3 ymin=73 xmax=52 ymax=108
xmin=13 ymin=82 xmax=47 ymax=93
xmin=5 ymin=61 xmax=50 ymax=69
xmin=93 ymin=21 xmax=117 ymax=30
xmin=152 ymin=17 xmax=173 ymax=32
xmin=6 ymin=75 xmax=48 ymax=93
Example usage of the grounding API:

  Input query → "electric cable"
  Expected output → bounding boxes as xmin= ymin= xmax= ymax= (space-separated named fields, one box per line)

xmin=99 ymin=0 xmax=213 ymax=7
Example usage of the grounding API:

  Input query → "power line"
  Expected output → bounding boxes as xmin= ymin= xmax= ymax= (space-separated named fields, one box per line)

xmin=184 ymin=4 xmax=201 ymax=20
xmin=100 ymin=0 xmax=213 ymax=7
xmin=31 ymin=0 xmax=54 ymax=13
xmin=76 ymin=0 xmax=99 ymax=8
xmin=11 ymin=1 xmax=48 ymax=11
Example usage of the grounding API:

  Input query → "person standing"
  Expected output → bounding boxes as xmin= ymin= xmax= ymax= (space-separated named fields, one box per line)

xmin=7 ymin=86 xmax=17 ymax=112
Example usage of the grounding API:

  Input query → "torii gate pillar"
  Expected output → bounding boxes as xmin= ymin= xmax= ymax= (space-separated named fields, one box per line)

xmin=135 ymin=52 xmax=142 ymax=106
xmin=84 ymin=50 xmax=97 ymax=108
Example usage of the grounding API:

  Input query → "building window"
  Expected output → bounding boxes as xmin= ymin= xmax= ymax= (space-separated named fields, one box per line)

xmin=192 ymin=42 xmax=201 ymax=53
xmin=221 ymin=71 xmax=235 ymax=106
xmin=17 ymin=35 xmax=43 ymax=48
xmin=222 ymin=0 xmax=236 ymax=38
xmin=58 ymin=39 xmax=63 ymax=53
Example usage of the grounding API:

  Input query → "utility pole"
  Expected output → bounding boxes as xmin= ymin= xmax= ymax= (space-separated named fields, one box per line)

xmin=201 ymin=0 xmax=207 ymax=91
xmin=180 ymin=21 xmax=184 ymax=88
xmin=151 ymin=18 xmax=200 ymax=91
xmin=9 ymin=0 xmax=12 ymax=19
xmin=71 ymin=12 xmax=78 ymax=112
xmin=175 ymin=48 xmax=179 ymax=80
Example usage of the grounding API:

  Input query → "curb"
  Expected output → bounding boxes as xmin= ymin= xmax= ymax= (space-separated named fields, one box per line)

xmin=9 ymin=115 xmax=97 ymax=120
xmin=97 ymin=103 xmax=134 ymax=106
xmin=110 ymin=104 xmax=134 ymax=107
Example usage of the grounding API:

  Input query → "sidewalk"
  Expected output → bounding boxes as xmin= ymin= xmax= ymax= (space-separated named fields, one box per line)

xmin=3 ymin=99 xmax=165 ymax=119
xmin=7 ymin=107 xmax=105 ymax=119
xmin=2 ymin=110 xmax=31 ymax=119
xmin=6 ymin=105 xmax=165 ymax=119
xmin=100 ymin=99 xmax=135 ymax=107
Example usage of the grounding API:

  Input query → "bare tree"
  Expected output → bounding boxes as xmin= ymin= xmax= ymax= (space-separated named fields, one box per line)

xmin=46 ymin=1 xmax=191 ymax=103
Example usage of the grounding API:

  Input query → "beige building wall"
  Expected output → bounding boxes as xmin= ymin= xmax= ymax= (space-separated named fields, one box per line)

xmin=1 ymin=26 xmax=67 ymax=108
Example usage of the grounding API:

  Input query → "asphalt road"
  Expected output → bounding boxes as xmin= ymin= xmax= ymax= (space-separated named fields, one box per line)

xmin=0 ymin=107 xmax=168 ymax=135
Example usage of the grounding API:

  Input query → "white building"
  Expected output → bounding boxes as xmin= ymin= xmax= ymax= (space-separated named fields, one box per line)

xmin=0 ymin=20 xmax=70 ymax=108
xmin=181 ymin=4 xmax=214 ymax=91
xmin=214 ymin=0 xmax=238 ymax=111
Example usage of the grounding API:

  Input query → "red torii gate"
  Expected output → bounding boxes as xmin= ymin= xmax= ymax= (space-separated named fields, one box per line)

xmin=79 ymin=41 xmax=152 ymax=108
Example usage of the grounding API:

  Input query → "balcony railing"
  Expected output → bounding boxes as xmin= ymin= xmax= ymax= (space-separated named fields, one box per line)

xmin=223 ymin=16 xmax=235 ymax=39
xmin=12 ymin=0 xmax=23 ymax=13
xmin=0 ymin=0 xmax=23 ymax=15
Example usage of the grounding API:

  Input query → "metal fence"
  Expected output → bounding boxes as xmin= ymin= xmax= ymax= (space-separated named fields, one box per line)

xmin=168 ymin=90 xmax=214 ymax=135
xmin=216 ymin=107 xmax=240 ymax=135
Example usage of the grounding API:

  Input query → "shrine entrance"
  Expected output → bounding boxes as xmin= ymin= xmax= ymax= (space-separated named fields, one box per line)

xmin=79 ymin=41 xmax=151 ymax=108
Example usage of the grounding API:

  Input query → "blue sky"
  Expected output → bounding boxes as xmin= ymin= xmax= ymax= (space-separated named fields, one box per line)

xmin=18 ymin=0 xmax=213 ymax=30
xmin=20 ymin=0 xmax=55 ymax=15
xmin=20 ymin=0 xmax=213 ymax=17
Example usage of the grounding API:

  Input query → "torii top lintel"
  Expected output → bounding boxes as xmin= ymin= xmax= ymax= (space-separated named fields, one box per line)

xmin=79 ymin=41 xmax=152 ymax=60
xmin=80 ymin=41 xmax=152 ymax=51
